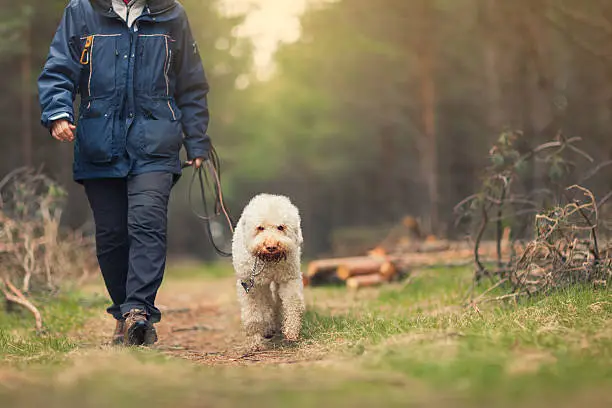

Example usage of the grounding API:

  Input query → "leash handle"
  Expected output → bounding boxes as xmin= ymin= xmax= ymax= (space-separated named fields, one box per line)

xmin=184 ymin=146 xmax=235 ymax=257
xmin=181 ymin=160 xmax=197 ymax=169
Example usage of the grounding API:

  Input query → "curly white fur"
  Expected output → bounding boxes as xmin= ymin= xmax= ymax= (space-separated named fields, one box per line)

xmin=232 ymin=194 xmax=305 ymax=349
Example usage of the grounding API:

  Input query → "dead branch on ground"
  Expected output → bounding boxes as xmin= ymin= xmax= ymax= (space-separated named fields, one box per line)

xmin=0 ymin=168 xmax=97 ymax=330
xmin=456 ymin=131 xmax=612 ymax=305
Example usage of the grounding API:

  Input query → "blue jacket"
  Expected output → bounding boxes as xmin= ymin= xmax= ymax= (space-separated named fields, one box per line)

xmin=38 ymin=0 xmax=210 ymax=181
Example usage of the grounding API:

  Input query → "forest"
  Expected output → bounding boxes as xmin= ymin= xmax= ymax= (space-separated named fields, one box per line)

xmin=1 ymin=0 xmax=611 ymax=259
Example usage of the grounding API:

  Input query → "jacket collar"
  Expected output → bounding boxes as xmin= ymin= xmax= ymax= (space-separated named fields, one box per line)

xmin=90 ymin=0 xmax=176 ymax=14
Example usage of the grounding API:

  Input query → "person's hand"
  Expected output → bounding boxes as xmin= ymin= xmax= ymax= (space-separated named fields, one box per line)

xmin=186 ymin=157 xmax=204 ymax=169
xmin=51 ymin=119 xmax=76 ymax=142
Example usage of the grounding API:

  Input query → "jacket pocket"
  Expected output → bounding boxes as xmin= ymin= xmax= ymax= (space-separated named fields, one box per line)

xmin=135 ymin=34 xmax=176 ymax=96
xmin=85 ymin=34 xmax=120 ymax=98
xmin=77 ymin=100 xmax=116 ymax=163
xmin=140 ymin=99 xmax=183 ymax=158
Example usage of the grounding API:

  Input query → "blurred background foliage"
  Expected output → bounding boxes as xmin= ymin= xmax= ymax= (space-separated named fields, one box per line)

xmin=1 ymin=0 xmax=612 ymax=260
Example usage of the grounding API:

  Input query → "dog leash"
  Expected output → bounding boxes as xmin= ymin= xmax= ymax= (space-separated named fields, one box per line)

xmin=182 ymin=145 xmax=235 ymax=258
xmin=182 ymin=146 xmax=265 ymax=293
xmin=240 ymin=257 xmax=265 ymax=294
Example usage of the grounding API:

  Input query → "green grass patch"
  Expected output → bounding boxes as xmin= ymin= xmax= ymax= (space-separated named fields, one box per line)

xmin=0 ymin=291 xmax=105 ymax=365
xmin=2 ymin=265 xmax=612 ymax=407
xmin=301 ymin=268 xmax=612 ymax=403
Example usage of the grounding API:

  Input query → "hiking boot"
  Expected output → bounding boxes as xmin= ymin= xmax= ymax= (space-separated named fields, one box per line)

xmin=112 ymin=319 xmax=126 ymax=345
xmin=144 ymin=324 xmax=158 ymax=346
xmin=123 ymin=309 xmax=157 ymax=346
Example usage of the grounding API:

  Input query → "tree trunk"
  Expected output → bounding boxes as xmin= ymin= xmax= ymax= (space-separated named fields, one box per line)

xmin=379 ymin=124 xmax=396 ymax=223
xmin=416 ymin=0 xmax=439 ymax=235
xmin=480 ymin=0 xmax=504 ymax=132
xmin=21 ymin=20 xmax=32 ymax=168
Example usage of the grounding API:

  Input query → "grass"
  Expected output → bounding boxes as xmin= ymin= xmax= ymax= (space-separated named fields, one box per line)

xmin=302 ymin=268 xmax=612 ymax=404
xmin=0 ymin=291 xmax=107 ymax=365
xmin=2 ymin=265 xmax=612 ymax=407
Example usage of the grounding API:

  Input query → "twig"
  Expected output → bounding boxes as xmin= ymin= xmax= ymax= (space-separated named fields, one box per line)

xmin=0 ymin=167 xmax=29 ymax=193
xmin=474 ymin=203 xmax=489 ymax=282
xmin=566 ymin=144 xmax=594 ymax=163
xmin=0 ymin=277 xmax=43 ymax=332
xmin=479 ymin=293 xmax=520 ymax=304
xmin=471 ymin=278 xmax=509 ymax=305
xmin=171 ymin=325 xmax=215 ymax=333
xmin=579 ymin=160 xmax=612 ymax=184
xmin=598 ymin=191 xmax=612 ymax=209
xmin=454 ymin=193 xmax=480 ymax=214
xmin=496 ymin=183 xmax=507 ymax=270
xmin=567 ymin=185 xmax=600 ymax=260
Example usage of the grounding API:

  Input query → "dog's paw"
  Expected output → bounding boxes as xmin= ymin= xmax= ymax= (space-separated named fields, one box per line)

xmin=263 ymin=327 xmax=280 ymax=340
xmin=283 ymin=333 xmax=300 ymax=343
xmin=245 ymin=335 xmax=270 ymax=352
xmin=248 ymin=342 xmax=270 ymax=352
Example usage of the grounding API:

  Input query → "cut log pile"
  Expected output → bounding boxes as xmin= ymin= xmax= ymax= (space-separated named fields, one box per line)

xmin=303 ymin=217 xmax=511 ymax=290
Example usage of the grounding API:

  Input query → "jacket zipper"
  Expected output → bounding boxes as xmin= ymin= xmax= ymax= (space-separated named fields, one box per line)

xmin=87 ymin=36 xmax=95 ymax=108
xmin=164 ymin=36 xmax=176 ymax=120
xmin=87 ymin=35 xmax=96 ymax=109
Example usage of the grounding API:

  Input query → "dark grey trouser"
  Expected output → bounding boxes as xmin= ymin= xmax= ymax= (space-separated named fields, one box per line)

xmin=83 ymin=172 xmax=174 ymax=323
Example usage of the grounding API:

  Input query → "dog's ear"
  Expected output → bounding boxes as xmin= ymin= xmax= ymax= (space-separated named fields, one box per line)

xmin=238 ymin=216 xmax=248 ymax=235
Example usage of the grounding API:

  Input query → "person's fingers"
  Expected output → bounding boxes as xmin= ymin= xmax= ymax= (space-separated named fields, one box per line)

xmin=59 ymin=122 xmax=75 ymax=142
xmin=50 ymin=120 xmax=75 ymax=142
xmin=66 ymin=127 xmax=75 ymax=141
xmin=53 ymin=123 xmax=65 ymax=141
xmin=55 ymin=122 xmax=66 ymax=141
xmin=67 ymin=124 xmax=76 ymax=141
xmin=184 ymin=158 xmax=206 ymax=168
xmin=59 ymin=124 xmax=71 ymax=141
xmin=51 ymin=127 xmax=62 ymax=141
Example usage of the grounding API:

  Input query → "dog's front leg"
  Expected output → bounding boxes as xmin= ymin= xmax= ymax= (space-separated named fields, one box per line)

xmin=236 ymin=281 xmax=276 ymax=350
xmin=278 ymin=278 xmax=305 ymax=342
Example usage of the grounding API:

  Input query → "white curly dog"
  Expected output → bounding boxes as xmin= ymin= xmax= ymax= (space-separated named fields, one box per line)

xmin=232 ymin=193 xmax=305 ymax=349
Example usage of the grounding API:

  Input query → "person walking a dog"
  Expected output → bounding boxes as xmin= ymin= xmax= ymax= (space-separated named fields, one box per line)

xmin=38 ymin=0 xmax=210 ymax=346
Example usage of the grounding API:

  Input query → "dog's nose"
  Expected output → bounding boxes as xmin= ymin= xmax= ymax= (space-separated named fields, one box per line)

xmin=266 ymin=245 xmax=278 ymax=253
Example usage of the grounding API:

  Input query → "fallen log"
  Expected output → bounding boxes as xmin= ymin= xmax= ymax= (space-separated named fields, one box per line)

xmin=306 ymin=256 xmax=370 ymax=278
xmin=416 ymin=239 xmax=451 ymax=253
xmin=336 ymin=258 xmax=387 ymax=280
xmin=335 ymin=258 xmax=401 ymax=282
xmin=379 ymin=261 xmax=398 ymax=281
xmin=346 ymin=273 xmax=384 ymax=290
xmin=307 ymin=239 xmax=515 ymax=287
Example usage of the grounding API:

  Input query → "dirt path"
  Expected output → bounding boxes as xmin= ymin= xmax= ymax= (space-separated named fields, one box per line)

xmin=78 ymin=276 xmax=320 ymax=366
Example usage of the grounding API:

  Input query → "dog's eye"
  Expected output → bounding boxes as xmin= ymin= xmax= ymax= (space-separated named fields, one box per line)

xmin=257 ymin=226 xmax=265 ymax=232
xmin=277 ymin=225 xmax=285 ymax=232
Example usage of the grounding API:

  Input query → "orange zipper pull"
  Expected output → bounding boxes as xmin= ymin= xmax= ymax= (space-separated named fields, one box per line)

xmin=80 ymin=35 xmax=93 ymax=65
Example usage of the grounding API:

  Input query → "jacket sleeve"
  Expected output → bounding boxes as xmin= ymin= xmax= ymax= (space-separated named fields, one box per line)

xmin=174 ymin=11 xmax=211 ymax=160
xmin=38 ymin=4 xmax=82 ymax=128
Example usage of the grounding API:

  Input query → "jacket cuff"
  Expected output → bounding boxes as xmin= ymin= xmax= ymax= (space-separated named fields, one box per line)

xmin=49 ymin=112 xmax=71 ymax=122
xmin=42 ymin=111 xmax=74 ymax=128
xmin=184 ymin=137 xmax=211 ymax=161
